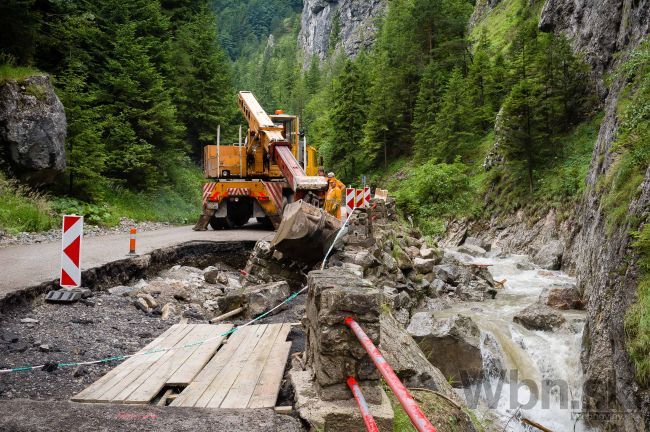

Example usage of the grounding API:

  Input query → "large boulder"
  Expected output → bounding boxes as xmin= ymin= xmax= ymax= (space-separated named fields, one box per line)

xmin=513 ymin=304 xmax=566 ymax=331
xmin=379 ymin=313 xmax=459 ymax=400
xmin=413 ymin=257 xmax=437 ymax=274
xmin=463 ymin=236 xmax=491 ymax=252
xmin=532 ymin=240 xmax=564 ymax=270
xmin=407 ymin=313 xmax=483 ymax=386
xmin=0 ymin=75 xmax=66 ymax=184
xmin=539 ymin=284 xmax=584 ymax=310
xmin=218 ymin=281 xmax=291 ymax=318
xmin=456 ymin=243 xmax=487 ymax=257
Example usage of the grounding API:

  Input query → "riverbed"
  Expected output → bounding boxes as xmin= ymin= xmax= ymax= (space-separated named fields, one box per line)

xmin=444 ymin=250 xmax=595 ymax=432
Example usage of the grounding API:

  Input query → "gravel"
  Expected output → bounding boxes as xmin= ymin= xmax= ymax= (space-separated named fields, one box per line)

xmin=0 ymin=218 xmax=172 ymax=249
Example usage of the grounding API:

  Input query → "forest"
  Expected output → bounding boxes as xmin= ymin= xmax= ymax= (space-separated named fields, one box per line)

xmin=0 ymin=0 xmax=647 ymax=237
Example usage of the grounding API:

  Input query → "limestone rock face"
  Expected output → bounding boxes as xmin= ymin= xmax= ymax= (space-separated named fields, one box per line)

xmin=298 ymin=0 xmax=386 ymax=68
xmin=0 ymin=75 xmax=66 ymax=184
xmin=407 ymin=313 xmax=483 ymax=386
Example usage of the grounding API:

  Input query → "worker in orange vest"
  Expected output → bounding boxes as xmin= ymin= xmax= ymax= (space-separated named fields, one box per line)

xmin=324 ymin=172 xmax=344 ymax=219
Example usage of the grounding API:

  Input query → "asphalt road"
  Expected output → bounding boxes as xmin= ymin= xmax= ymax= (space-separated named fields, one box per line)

xmin=0 ymin=224 xmax=272 ymax=297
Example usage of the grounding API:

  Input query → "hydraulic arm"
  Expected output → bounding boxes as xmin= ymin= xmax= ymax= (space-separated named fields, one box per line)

xmin=237 ymin=91 xmax=327 ymax=192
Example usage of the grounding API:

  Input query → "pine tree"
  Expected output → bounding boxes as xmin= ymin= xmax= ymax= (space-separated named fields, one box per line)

xmin=323 ymin=59 xmax=368 ymax=180
xmin=172 ymin=6 xmax=235 ymax=159
xmin=413 ymin=61 xmax=443 ymax=159
xmin=498 ymin=79 xmax=545 ymax=194
xmin=430 ymin=68 xmax=479 ymax=162
xmin=100 ymin=18 xmax=184 ymax=189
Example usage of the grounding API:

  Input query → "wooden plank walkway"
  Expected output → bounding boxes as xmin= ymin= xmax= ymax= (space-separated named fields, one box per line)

xmin=72 ymin=323 xmax=292 ymax=410
xmin=171 ymin=323 xmax=291 ymax=409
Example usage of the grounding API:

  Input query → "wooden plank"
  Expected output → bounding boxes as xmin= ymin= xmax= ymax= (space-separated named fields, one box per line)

xmin=199 ymin=324 xmax=268 ymax=408
xmin=170 ymin=326 xmax=255 ymax=408
xmin=89 ymin=325 xmax=195 ymax=403
xmin=247 ymin=324 xmax=292 ymax=409
xmin=247 ymin=341 xmax=292 ymax=408
xmin=166 ymin=324 xmax=233 ymax=386
xmin=71 ymin=324 xmax=187 ymax=402
xmin=219 ymin=324 xmax=284 ymax=409
xmin=119 ymin=324 xmax=221 ymax=404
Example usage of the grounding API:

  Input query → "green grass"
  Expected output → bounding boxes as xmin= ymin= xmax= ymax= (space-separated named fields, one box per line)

xmin=470 ymin=0 xmax=530 ymax=51
xmin=625 ymin=225 xmax=650 ymax=388
xmin=386 ymin=385 xmax=488 ymax=432
xmin=0 ymin=173 xmax=58 ymax=233
xmin=0 ymin=64 xmax=42 ymax=84
xmin=0 ymin=163 xmax=204 ymax=233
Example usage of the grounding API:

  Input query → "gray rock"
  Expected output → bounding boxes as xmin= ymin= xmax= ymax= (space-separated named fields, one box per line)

xmin=513 ymin=304 xmax=566 ymax=331
xmin=463 ymin=236 xmax=491 ymax=252
xmin=516 ymin=261 xmax=535 ymax=271
xmin=394 ymin=291 xmax=412 ymax=310
xmin=204 ymin=269 xmax=228 ymax=285
xmin=137 ymin=293 xmax=157 ymax=309
xmin=407 ymin=313 xmax=483 ymax=386
xmin=298 ymin=0 xmax=387 ymax=68
xmin=381 ymin=251 xmax=398 ymax=272
xmin=413 ymin=257 xmax=436 ymax=274
xmin=133 ymin=298 xmax=151 ymax=313
xmin=20 ymin=318 xmax=38 ymax=324
xmin=532 ymin=240 xmax=564 ymax=270
xmin=379 ymin=313 xmax=459 ymax=400
xmin=245 ymin=281 xmax=291 ymax=318
xmin=0 ymin=75 xmax=66 ymax=184
xmin=108 ymin=286 xmax=135 ymax=296
xmin=457 ymin=243 xmax=487 ymax=257
xmin=539 ymin=285 xmax=584 ymax=310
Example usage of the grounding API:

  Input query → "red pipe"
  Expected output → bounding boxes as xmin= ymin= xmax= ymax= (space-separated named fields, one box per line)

xmin=344 ymin=317 xmax=437 ymax=432
xmin=347 ymin=376 xmax=380 ymax=432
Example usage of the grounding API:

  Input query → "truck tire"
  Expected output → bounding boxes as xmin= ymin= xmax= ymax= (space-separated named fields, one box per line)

xmin=226 ymin=199 xmax=253 ymax=227
xmin=209 ymin=217 xmax=230 ymax=230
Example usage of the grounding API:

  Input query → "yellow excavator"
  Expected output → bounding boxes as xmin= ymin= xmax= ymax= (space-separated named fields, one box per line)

xmin=194 ymin=91 xmax=327 ymax=230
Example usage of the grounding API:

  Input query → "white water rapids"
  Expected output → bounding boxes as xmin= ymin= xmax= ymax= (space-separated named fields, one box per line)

xmin=439 ymin=250 xmax=596 ymax=432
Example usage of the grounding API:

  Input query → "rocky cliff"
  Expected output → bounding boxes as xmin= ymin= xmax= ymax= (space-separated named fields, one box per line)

xmin=0 ymin=75 xmax=66 ymax=185
xmin=540 ymin=1 xmax=650 ymax=430
xmin=298 ymin=0 xmax=386 ymax=67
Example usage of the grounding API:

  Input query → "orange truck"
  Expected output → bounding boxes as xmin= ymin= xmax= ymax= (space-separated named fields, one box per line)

xmin=194 ymin=91 xmax=326 ymax=230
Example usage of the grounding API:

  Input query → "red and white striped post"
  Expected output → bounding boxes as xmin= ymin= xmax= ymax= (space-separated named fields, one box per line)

xmin=346 ymin=188 xmax=356 ymax=214
xmin=363 ymin=187 xmax=371 ymax=208
xmin=60 ymin=215 xmax=83 ymax=288
xmin=344 ymin=317 xmax=437 ymax=432
xmin=347 ymin=376 xmax=379 ymax=432
xmin=356 ymin=188 xmax=364 ymax=209
xmin=129 ymin=228 xmax=137 ymax=255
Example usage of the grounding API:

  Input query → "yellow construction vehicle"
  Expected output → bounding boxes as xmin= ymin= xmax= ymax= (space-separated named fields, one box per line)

xmin=195 ymin=91 xmax=326 ymax=230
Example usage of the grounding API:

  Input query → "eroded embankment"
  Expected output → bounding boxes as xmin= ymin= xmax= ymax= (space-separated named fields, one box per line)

xmin=0 ymin=241 xmax=256 ymax=314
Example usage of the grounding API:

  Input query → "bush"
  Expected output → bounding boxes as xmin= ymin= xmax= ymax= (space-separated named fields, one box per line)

xmin=394 ymin=160 xmax=477 ymax=235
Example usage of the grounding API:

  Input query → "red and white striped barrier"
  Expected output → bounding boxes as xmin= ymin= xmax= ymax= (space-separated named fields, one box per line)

xmin=345 ymin=317 xmax=437 ymax=432
xmin=346 ymin=188 xmax=356 ymax=214
xmin=363 ymin=187 xmax=371 ymax=208
xmin=356 ymin=188 xmax=364 ymax=209
xmin=60 ymin=215 xmax=83 ymax=288
xmin=347 ymin=376 xmax=379 ymax=432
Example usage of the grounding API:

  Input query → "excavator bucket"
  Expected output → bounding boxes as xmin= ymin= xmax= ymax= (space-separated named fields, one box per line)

xmin=271 ymin=200 xmax=342 ymax=265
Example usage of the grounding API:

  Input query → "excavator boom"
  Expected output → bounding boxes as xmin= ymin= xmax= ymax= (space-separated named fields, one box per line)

xmin=238 ymin=91 xmax=327 ymax=192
